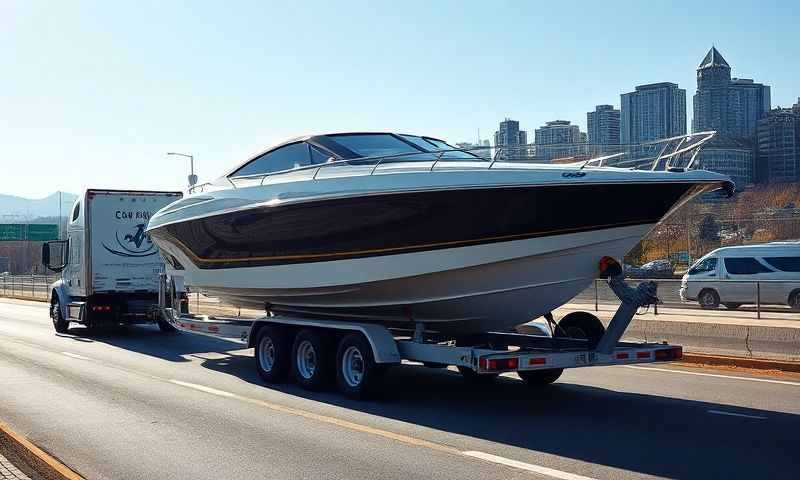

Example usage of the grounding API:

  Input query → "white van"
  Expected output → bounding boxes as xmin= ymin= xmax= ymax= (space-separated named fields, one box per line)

xmin=680 ymin=242 xmax=800 ymax=310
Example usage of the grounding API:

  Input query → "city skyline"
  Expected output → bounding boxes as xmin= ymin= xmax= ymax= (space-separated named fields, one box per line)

xmin=2 ymin=1 xmax=798 ymax=198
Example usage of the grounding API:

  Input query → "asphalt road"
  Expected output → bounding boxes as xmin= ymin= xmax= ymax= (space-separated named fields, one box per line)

xmin=0 ymin=299 xmax=798 ymax=480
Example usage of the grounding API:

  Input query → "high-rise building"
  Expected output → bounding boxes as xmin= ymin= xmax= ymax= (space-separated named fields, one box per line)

xmin=587 ymin=105 xmax=620 ymax=146
xmin=692 ymin=47 xmax=770 ymax=139
xmin=695 ymin=135 xmax=754 ymax=189
xmin=620 ymin=82 xmax=686 ymax=144
xmin=533 ymin=120 xmax=588 ymax=162
xmin=494 ymin=118 xmax=528 ymax=160
xmin=756 ymin=99 xmax=800 ymax=183
xmin=534 ymin=120 xmax=580 ymax=145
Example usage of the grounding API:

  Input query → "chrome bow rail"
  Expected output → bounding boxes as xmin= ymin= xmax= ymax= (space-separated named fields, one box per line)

xmin=189 ymin=131 xmax=716 ymax=193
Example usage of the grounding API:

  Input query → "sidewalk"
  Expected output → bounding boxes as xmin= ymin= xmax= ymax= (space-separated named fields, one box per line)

xmin=0 ymin=452 xmax=31 ymax=480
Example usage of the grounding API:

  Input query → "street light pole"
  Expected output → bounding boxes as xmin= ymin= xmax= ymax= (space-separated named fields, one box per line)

xmin=167 ymin=152 xmax=197 ymax=188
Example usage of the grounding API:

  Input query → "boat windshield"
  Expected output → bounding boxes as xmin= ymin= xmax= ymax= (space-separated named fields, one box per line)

xmin=328 ymin=133 xmax=424 ymax=159
xmin=400 ymin=135 xmax=482 ymax=160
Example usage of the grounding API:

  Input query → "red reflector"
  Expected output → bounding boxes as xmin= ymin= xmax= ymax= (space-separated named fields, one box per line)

xmin=507 ymin=358 xmax=519 ymax=369
xmin=528 ymin=357 xmax=547 ymax=365
xmin=616 ymin=353 xmax=629 ymax=360
xmin=655 ymin=347 xmax=682 ymax=361
xmin=636 ymin=351 xmax=651 ymax=359
xmin=485 ymin=358 xmax=518 ymax=371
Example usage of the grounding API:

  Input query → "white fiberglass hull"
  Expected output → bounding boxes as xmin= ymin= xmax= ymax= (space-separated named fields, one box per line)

xmin=160 ymin=223 xmax=651 ymax=332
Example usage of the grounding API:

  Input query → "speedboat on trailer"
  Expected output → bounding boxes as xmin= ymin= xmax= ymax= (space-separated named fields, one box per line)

xmin=147 ymin=131 xmax=732 ymax=333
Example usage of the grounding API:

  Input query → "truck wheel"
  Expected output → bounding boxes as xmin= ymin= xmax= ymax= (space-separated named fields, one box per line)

xmin=698 ymin=289 xmax=720 ymax=309
xmin=556 ymin=311 xmax=605 ymax=349
xmin=51 ymin=297 xmax=69 ymax=334
xmin=336 ymin=333 xmax=384 ymax=399
xmin=518 ymin=368 xmax=563 ymax=386
xmin=255 ymin=326 xmax=291 ymax=383
xmin=292 ymin=329 xmax=334 ymax=390
xmin=789 ymin=291 xmax=800 ymax=311
xmin=456 ymin=366 xmax=498 ymax=383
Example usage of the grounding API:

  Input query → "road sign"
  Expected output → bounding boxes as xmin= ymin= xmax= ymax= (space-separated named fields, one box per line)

xmin=0 ymin=224 xmax=59 ymax=241
xmin=26 ymin=224 xmax=59 ymax=241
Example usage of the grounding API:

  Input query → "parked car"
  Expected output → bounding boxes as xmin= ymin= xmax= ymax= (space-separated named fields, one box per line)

xmin=680 ymin=242 xmax=800 ymax=310
xmin=626 ymin=259 xmax=675 ymax=279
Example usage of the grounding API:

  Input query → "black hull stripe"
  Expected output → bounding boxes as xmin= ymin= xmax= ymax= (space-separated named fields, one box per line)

xmin=151 ymin=182 xmax=710 ymax=270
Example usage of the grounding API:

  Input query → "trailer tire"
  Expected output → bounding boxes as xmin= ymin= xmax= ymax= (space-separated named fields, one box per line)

xmin=788 ymin=290 xmax=800 ymax=311
xmin=255 ymin=326 xmax=292 ymax=383
xmin=518 ymin=368 xmax=563 ymax=386
xmin=723 ymin=302 xmax=742 ymax=310
xmin=292 ymin=329 xmax=335 ymax=390
xmin=51 ymin=297 xmax=69 ymax=334
xmin=336 ymin=333 xmax=384 ymax=400
xmin=556 ymin=311 xmax=605 ymax=349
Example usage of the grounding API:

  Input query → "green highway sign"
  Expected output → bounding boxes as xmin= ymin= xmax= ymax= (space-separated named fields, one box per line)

xmin=0 ymin=224 xmax=59 ymax=241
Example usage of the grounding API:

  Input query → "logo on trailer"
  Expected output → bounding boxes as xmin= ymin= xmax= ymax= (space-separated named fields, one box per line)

xmin=102 ymin=223 xmax=158 ymax=258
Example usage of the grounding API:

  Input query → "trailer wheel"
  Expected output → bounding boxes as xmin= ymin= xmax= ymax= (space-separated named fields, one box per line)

xmin=456 ymin=366 xmax=498 ymax=383
xmin=518 ymin=368 xmax=563 ymax=386
xmin=157 ymin=318 xmax=177 ymax=333
xmin=292 ymin=329 xmax=335 ymax=390
xmin=723 ymin=302 xmax=742 ymax=310
xmin=788 ymin=290 xmax=800 ymax=311
xmin=51 ymin=297 xmax=69 ymax=334
xmin=336 ymin=333 xmax=384 ymax=399
xmin=255 ymin=326 xmax=291 ymax=383
xmin=557 ymin=311 xmax=605 ymax=349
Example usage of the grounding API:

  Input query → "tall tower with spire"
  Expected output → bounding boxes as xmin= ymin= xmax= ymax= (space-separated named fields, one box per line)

xmin=693 ymin=47 xmax=732 ymax=134
xmin=692 ymin=47 xmax=770 ymax=139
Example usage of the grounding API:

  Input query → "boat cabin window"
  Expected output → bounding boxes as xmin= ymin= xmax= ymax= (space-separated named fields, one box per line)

xmin=723 ymin=257 xmax=773 ymax=275
xmin=231 ymin=142 xmax=326 ymax=177
xmin=763 ymin=256 xmax=800 ymax=272
xmin=688 ymin=257 xmax=716 ymax=275
xmin=328 ymin=134 xmax=422 ymax=159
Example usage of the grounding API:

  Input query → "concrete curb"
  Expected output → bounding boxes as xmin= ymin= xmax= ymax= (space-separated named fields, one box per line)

xmin=0 ymin=421 xmax=83 ymax=480
xmin=680 ymin=353 xmax=800 ymax=373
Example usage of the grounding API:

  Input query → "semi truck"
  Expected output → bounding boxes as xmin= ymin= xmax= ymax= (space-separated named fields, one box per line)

xmin=42 ymin=189 xmax=185 ymax=333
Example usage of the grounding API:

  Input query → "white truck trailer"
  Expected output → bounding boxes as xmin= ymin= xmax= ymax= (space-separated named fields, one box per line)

xmin=42 ymin=189 xmax=185 ymax=333
xmin=156 ymin=258 xmax=683 ymax=400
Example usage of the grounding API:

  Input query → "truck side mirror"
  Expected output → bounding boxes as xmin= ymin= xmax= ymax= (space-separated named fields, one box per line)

xmin=42 ymin=240 xmax=69 ymax=273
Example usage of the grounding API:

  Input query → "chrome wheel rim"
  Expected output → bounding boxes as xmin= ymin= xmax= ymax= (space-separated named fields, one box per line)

xmin=258 ymin=336 xmax=276 ymax=373
xmin=701 ymin=292 xmax=715 ymax=306
xmin=341 ymin=346 xmax=364 ymax=388
xmin=296 ymin=340 xmax=317 ymax=380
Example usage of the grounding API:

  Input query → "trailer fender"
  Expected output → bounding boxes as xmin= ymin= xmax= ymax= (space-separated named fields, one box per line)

xmin=248 ymin=317 xmax=401 ymax=364
xmin=49 ymin=279 xmax=70 ymax=319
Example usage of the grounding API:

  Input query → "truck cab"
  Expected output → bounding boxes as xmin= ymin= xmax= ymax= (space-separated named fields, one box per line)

xmin=42 ymin=189 xmax=185 ymax=333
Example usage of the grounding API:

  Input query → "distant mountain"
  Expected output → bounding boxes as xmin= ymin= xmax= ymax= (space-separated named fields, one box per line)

xmin=0 ymin=192 xmax=78 ymax=221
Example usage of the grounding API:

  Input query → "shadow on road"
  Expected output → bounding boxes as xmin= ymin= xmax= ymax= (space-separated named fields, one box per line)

xmin=201 ymin=352 xmax=797 ymax=480
xmin=64 ymin=324 xmax=797 ymax=479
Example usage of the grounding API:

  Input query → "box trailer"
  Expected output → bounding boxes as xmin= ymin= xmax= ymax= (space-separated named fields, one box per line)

xmin=42 ymin=189 xmax=185 ymax=333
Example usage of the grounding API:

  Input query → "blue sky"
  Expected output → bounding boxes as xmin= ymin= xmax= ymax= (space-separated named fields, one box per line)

xmin=1 ymin=0 xmax=798 ymax=199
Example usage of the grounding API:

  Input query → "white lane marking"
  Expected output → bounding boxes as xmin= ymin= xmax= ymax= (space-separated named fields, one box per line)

xmin=707 ymin=410 xmax=767 ymax=420
xmin=463 ymin=451 xmax=597 ymax=480
xmin=624 ymin=365 xmax=800 ymax=387
xmin=61 ymin=352 xmax=92 ymax=361
xmin=169 ymin=379 xmax=236 ymax=397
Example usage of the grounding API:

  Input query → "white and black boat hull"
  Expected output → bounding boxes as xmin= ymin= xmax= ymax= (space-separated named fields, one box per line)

xmin=149 ymin=177 xmax=720 ymax=332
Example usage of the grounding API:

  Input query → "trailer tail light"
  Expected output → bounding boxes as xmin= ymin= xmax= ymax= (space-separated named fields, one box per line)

xmin=91 ymin=305 xmax=112 ymax=312
xmin=636 ymin=351 xmax=651 ymax=359
xmin=482 ymin=357 xmax=519 ymax=371
xmin=528 ymin=357 xmax=547 ymax=365
xmin=616 ymin=352 xmax=630 ymax=360
xmin=655 ymin=347 xmax=682 ymax=361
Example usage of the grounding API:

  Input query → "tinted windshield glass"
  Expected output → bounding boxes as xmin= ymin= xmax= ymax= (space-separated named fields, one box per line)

xmin=329 ymin=134 xmax=421 ymax=158
xmin=689 ymin=257 xmax=717 ymax=275
xmin=231 ymin=142 xmax=312 ymax=177
xmin=724 ymin=257 xmax=772 ymax=275
xmin=764 ymin=256 xmax=800 ymax=272
xmin=400 ymin=135 xmax=481 ymax=160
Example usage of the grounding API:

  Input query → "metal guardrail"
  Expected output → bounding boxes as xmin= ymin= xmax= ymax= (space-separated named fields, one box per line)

xmin=0 ymin=275 xmax=59 ymax=301
xmin=578 ymin=278 xmax=800 ymax=319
